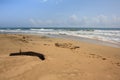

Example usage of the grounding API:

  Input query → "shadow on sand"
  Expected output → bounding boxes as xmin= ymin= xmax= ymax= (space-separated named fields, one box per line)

xmin=9 ymin=51 xmax=45 ymax=60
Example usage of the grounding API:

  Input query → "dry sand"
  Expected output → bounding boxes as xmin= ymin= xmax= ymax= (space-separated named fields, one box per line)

xmin=0 ymin=34 xmax=120 ymax=80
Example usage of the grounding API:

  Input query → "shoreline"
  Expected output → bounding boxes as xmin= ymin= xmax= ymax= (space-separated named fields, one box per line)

xmin=0 ymin=27 xmax=120 ymax=48
xmin=1 ymin=33 xmax=120 ymax=48
xmin=46 ymin=34 xmax=120 ymax=48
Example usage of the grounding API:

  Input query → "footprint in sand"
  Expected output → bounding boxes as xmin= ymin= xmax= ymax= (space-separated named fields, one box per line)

xmin=89 ymin=54 xmax=107 ymax=60
xmin=38 ymin=74 xmax=59 ymax=80
xmin=55 ymin=43 xmax=80 ymax=50
xmin=44 ymin=44 xmax=50 ymax=46
xmin=115 ymin=62 xmax=120 ymax=67
xmin=60 ymin=69 xmax=82 ymax=78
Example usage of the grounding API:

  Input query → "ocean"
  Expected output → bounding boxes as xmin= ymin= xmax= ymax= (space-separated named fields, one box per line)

xmin=0 ymin=27 xmax=120 ymax=47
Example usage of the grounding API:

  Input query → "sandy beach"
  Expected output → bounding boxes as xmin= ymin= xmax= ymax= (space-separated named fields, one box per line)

xmin=0 ymin=34 xmax=120 ymax=80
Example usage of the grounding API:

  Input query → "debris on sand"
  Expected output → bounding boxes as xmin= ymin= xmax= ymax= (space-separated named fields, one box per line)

xmin=9 ymin=51 xmax=45 ymax=60
xmin=55 ymin=43 xmax=80 ymax=49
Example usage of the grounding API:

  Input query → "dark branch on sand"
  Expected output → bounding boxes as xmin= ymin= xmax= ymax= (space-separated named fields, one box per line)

xmin=9 ymin=51 xmax=45 ymax=60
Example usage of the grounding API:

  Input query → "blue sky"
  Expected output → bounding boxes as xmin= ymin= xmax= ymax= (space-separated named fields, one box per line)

xmin=0 ymin=0 xmax=120 ymax=28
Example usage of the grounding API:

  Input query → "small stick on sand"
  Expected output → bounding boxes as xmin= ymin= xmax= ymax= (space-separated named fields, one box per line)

xmin=20 ymin=49 xmax=22 ymax=54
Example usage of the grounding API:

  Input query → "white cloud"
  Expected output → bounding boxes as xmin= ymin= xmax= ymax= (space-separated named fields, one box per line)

xmin=42 ymin=0 xmax=48 ymax=2
xmin=30 ymin=19 xmax=56 ymax=27
xmin=39 ymin=0 xmax=63 ymax=4
xmin=55 ymin=0 xmax=63 ymax=4
xmin=69 ymin=14 xmax=78 ymax=21
xmin=29 ymin=19 xmax=38 ymax=26
xmin=30 ymin=15 xmax=120 ymax=27
xmin=39 ymin=0 xmax=48 ymax=3
xmin=69 ymin=15 xmax=120 ymax=27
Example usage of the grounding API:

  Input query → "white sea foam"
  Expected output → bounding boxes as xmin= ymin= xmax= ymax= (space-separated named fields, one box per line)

xmin=0 ymin=28 xmax=120 ymax=44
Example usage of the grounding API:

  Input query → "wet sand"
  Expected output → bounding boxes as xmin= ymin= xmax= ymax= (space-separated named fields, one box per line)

xmin=0 ymin=34 xmax=120 ymax=80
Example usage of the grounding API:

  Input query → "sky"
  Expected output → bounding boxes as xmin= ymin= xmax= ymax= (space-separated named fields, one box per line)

xmin=0 ymin=0 xmax=120 ymax=28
